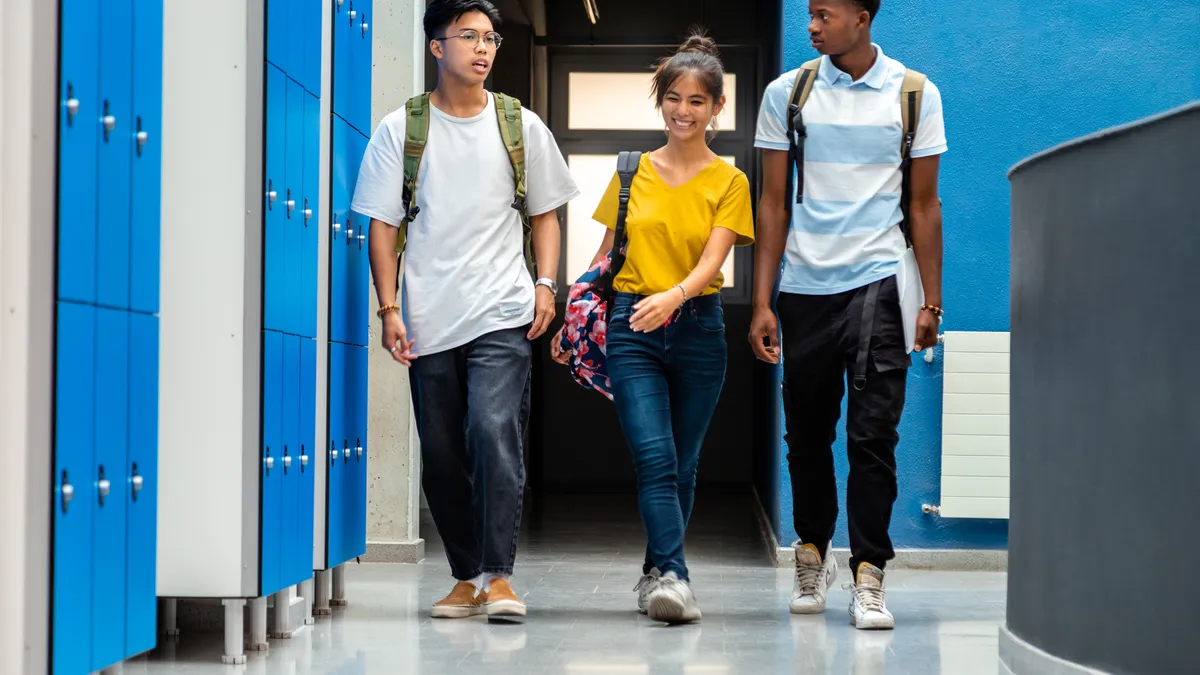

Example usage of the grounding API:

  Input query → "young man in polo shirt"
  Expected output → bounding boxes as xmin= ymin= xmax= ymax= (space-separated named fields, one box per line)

xmin=353 ymin=0 xmax=578 ymax=621
xmin=750 ymin=0 xmax=946 ymax=630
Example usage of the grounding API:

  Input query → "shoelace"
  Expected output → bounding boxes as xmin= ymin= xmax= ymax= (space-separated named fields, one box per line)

xmin=795 ymin=562 xmax=824 ymax=595
xmin=633 ymin=574 xmax=658 ymax=593
xmin=843 ymin=582 xmax=886 ymax=613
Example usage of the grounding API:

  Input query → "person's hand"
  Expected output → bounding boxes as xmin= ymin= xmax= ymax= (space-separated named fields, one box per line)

xmin=913 ymin=309 xmax=940 ymax=352
xmin=527 ymin=285 xmax=556 ymax=340
xmin=748 ymin=307 xmax=780 ymax=364
xmin=549 ymin=326 xmax=571 ymax=365
xmin=629 ymin=289 xmax=684 ymax=333
xmin=381 ymin=311 xmax=417 ymax=366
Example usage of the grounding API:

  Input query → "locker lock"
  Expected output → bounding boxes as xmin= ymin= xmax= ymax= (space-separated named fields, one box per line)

xmin=300 ymin=445 xmax=309 ymax=471
xmin=286 ymin=190 xmax=296 ymax=215
xmin=349 ymin=9 xmax=357 ymax=21
xmin=343 ymin=445 xmax=351 ymax=461
xmin=346 ymin=227 xmax=354 ymax=240
xmin=330 ymin=443 xmax=338 ymax=464
xmin=136 ymin=116 xmax=148 ymax=157
xmin=102 ymin=100 xmax=116 ymax=142
xmin=265 ymin=447 xmax=275 ymax=475
xmin=304 ymin=208 xmax=313 ymax=222
xmin=131 ymin=462 xmax=144 ymax=501
xmin=97 ymin=465 xmax=111 ymax=506
xmin=332 ymin=221 xmax=341 ymax=238
xmin=362 ymin=18 xmax=369 ymax=36
xmin=283 ymin=447 xmax=292 ymax=473
xmin=66 ymin=83 xmax=79 ymax=125
xmin=358 ymin=234 xmax=366 ymax=249
xmin=60 ymin=471 xmax=74 ymax=513
xmin=356 ymin=444 xmax=363 ymax=460
xmin=267 ymin=181 xmax=277 ymax=208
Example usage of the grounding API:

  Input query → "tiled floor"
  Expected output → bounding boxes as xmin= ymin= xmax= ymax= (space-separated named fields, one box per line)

xmin=132 ymin=494 xmax=1007 ymax=674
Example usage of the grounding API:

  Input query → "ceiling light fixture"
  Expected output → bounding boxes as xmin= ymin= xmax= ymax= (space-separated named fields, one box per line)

xmin=583 ymin=0 xmax=599 ymax=24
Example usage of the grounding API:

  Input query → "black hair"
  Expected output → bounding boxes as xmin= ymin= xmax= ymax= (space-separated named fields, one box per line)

xmin=423 ymin=0 xmax=502 ymax=39
xmin=650 ymin=30 xmax=725 ymax=110
xmin=849 ymin=0 xmax=880 ymax=22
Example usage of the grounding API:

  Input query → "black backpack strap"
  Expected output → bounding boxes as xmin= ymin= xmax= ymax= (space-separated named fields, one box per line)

xmin=603 ymin=150 xmax=642 ymax=302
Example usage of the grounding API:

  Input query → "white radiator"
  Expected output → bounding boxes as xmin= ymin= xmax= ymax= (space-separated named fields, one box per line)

xmin=939 ymin=331 xmax=1011 ymax=519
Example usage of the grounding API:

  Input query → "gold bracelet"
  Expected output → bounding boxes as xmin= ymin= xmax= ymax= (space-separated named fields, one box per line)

xmin=921 ymin=304 xmax=945 ymax=316
xmin=376 ymin=304 xmax=400 ymax=318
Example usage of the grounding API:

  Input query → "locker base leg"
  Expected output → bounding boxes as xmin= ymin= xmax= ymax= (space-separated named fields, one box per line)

xmin=314 ymin=569 xmax=332 ymax=616
xmin=222 ymin=599 xmax=247 ymax=664
xmin=248 ymin=596 xmax=269 ymax=651
xmin=160 ymin=597 xmax=181 ymax=637
xmin=300 ymin=578 xmax=316 ymax=625
xmin=269 ymin=586 xmax=296 ymax=639
xmin=331 ymin=564 xmax=348 ymax=607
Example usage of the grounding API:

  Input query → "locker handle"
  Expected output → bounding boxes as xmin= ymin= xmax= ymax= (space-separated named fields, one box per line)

xmin=343 ymin=443 xmax=350 ymax=461
xmin=265 ymin=447 xmax=274 ymax=474
xmin=362 ymin=18 xmax=369 ymax=36
xmin=60 ymin=471 xmax=74 ymax=513
xmin=301 ymin=445 xmax=309 ymax=472
xmin=102 ymin=100 xmax=115 ymax=141
xmin=303 ymin=199 xmax=313 ymax=223
xmin=65 ymin=83 xmax=79 ymax=126
xmin=356 ymin=443 xmax=363 ymax=460
xmin=283 ymin=447 xmax=292 ymax=473
xmin=346 ymin=227 xmax=354 ymax=239
xmin=286 ymin=189 xmax=296 ymax=216
xmin=349 ymin=9 xmax=357 ymax=22
xmin=136 ymin=116 xmax=148 ymax=157
xmin=330 ymin=442 xmax=338 ymax=465
xmin=358 ymin=234 xmax=366 ymax=250
xmin=131 ymin=461 xmax=143 ymax=501
xmin=332 ymin=221 xmax=341 ymax=239
xmin=337 ymin=0 xmax=344 ymax=7
xmin=267 ymin=180 xmax=277 ymax=209
xmin=97 ymin=465 xmax=111 ymax=505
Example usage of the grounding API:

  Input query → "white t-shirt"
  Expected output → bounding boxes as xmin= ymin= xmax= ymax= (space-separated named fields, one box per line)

xmin=352 ymin=92 xmax=579 ymax=355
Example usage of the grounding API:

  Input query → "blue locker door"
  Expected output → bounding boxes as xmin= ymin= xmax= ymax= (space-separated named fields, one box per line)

xmin=97 ymin=0 xmax=134 ymax=310
xmin=326 ymin=343 xmax=345 ymax=565
xmin=298 ymin=338 xmax=317 ymax=581
xmin=301 ymin=92 xmax=321 ymax=339
xmin=261 ymin=331 xmax=284 ymax=596
xmin=346 ymin=1 xmax=361 ymax=134
xmin=264 ymin=65 xmax=287 ymax=332
xmin=285 ymin=79 xmax=306 ymax=337
xmin=281 ymin=334 xmax=301 ymax=588
xmin=125 ymin=312 xmax=158 ymax=657
xmin=330 ymin=118 xmax=349 ymax=345
xmin=352 ymin=345 xmax=368 ymax=557
xmin=266 ymin=0 xmax=288 ymax=75
xmin=53 ymin=302 xmax=95 ymax=675
xmin=129 ymin=0 xmax=163 ymax=315
xmin=332 ymin=0 xmax=349 ymax=123
xmin=354 ymin=0 xmax=372 ymax=135
xmin=93 ymin=308 xmax=129 ymax=671
xmin=287 ymin=0 xmax=306 ymax=90
xmin=303 ymin=0 xmax=322 ymax=95
xmin=57 ymin=0 xmax=100 ymax=305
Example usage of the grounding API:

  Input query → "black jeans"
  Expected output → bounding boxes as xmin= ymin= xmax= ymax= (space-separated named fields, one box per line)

xmin=778 ymin=276 xmax=909 ymax=574
xmin=409 ymin=326 xmax=531 ymax=579
xmin=607 ymin=293 xmax=728 ymax=582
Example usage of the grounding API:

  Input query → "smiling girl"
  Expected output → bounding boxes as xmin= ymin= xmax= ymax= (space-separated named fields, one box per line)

xmin=552 ymin=31 xmax=754 ymax=624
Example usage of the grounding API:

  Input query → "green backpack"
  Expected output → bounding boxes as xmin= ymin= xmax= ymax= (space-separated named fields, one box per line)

xmin=396 ymin=92 xmax=536 ymax=279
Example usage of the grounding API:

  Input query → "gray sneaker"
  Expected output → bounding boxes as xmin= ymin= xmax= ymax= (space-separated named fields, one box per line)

xmin=634 ymin=568 xmax=662 ymax=614
xmin=646 ymin=572 xmax=701 ymax=624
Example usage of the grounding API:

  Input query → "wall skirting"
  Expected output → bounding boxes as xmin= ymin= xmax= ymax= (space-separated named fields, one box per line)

xmin=363 ymin=539 xmax=426 ymax=564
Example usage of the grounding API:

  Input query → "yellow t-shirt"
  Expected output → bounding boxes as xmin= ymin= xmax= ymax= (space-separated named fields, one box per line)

xmin=591 ymin=154 xmax=755 ymax=296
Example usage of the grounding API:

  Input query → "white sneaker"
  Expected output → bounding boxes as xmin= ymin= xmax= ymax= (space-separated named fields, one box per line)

xmin=845 ymin=563 xmax=894 ymax=630
xmin=634 ymin=568 xmax=662 ymax=614
xmin=790 ymin=541 xmax=838 ymax=614
xmin=646 ymin=572 xmax=701 ymax=624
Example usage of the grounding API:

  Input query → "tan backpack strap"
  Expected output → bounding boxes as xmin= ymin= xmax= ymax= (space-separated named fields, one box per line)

xmin=788 ymin=58 xmax=823 ymax=111
xmin=900 ymin=68 xmax=927 ymax=161
xmin=492 ymin=92 xmax=537 ymax=279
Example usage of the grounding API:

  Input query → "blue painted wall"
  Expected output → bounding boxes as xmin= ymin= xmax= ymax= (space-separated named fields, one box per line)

xmin=775 ymin=0 xmax=1200 ymax=549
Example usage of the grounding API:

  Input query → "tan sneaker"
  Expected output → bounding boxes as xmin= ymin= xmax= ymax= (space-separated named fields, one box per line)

xmin=431 ymin=581 xmax=487 ymax=619
xmin=485 ymin=578 xmax=527 ymax=621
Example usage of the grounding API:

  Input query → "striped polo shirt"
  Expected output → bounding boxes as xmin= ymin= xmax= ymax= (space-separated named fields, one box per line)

xmin=755 ymin=44 xmax=947 ymax=295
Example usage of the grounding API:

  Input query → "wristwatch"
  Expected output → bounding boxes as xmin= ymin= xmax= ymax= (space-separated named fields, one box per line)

xmin=535 ymin=278 xmax=558 ymax=295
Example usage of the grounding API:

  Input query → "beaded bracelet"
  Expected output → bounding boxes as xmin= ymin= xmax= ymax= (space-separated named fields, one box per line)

xmin=376 ymin=304 xmax=400 ymax=318
xmin=674 ymin=284 xmax=689 ymax=303
xmin=921 ymin=304 xmax=945 ymax=316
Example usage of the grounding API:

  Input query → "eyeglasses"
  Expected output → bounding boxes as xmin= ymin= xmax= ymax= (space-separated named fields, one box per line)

xmin=435 ymin=29 xmax=503 ymax=49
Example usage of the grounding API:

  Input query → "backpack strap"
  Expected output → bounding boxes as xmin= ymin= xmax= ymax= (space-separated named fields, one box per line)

xmin=396 ymin=93 xmax=430 ymax=253
xmin=785 ymin=58 xmax=822 ymax=211
xmin=603 ymin=151 xmax=643 ymax=302
xmin=493 ymin=92 xmax=536 ymax=279
xmin=899 ymin=68 xmax=927 ymax=246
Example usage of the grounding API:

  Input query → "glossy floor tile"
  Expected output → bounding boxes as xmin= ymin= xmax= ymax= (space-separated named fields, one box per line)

xmin=131 ymin=495 xmax=1006 ymax=674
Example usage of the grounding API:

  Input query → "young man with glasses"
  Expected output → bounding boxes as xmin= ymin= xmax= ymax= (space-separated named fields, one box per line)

xmin=352 ymin=0 xmax=578 ymax=621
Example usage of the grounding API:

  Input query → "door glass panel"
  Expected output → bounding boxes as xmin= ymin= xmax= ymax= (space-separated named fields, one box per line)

xmin=568 ymin=72 xmax=737 ymax=132
xmin=566 ymin=154 xmax=738 ymax=287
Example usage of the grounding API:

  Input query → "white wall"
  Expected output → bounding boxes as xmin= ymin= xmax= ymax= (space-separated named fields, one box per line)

xmin=0 ymin=0 xmax=57 ymax=670
xmin=364 ymin=0 xmax=428 ymax=561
